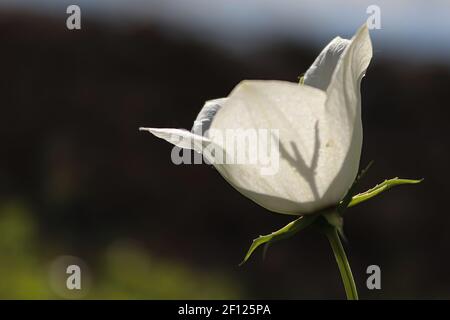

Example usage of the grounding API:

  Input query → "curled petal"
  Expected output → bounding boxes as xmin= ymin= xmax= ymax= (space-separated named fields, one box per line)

xmin=321 ymin=24 xmax=372 ymax=204
xmin=304 ymin=37 xmax=350 ymax=91
xmin=192 ymin=98 xmax=227 ymax=137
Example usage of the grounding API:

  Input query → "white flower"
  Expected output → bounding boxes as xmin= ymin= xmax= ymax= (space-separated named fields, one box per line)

xmin=140 ymin=24 xmax=372 ymax=215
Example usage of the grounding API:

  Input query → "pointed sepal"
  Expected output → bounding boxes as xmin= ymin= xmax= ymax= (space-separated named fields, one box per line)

xmin=240 ymin=215 xmax=317 ymax=265
xmin=347 ymin=178 xmax=423 ymax=208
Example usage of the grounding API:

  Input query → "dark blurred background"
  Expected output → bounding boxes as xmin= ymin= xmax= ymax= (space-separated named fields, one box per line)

xmin=0 ymin=0 xmax=448 ymax=299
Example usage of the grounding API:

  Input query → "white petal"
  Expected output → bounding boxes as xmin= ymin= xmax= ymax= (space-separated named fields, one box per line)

xmin=139 ymin=127 xmax=209 ymax=153
xmin=191 ymin=98 xmax=227 ymax=137
xmin=321 ymin=24 xmax=372 ymax=204
xmin=210 ymin=80 xmax=331 ymax=214
xmin=139 ymin=98 xmax=227 ymax=162
xmin=303 ymin=37 xmax=350 ymax=91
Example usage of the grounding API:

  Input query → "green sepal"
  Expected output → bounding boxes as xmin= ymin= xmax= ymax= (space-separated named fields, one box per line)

xmin=298 ymin=74 xmax=305 ymax=85
xmin=240 ymin=214 xmax=317 ymax=266
xmin=347 ymin=177 xmax=423 ymax=208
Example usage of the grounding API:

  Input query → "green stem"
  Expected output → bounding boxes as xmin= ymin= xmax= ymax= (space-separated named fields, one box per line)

xmin=326 ymin=228 xmax=359 ymax=300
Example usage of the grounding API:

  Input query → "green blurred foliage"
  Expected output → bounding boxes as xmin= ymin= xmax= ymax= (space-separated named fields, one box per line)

xmin=0 ymin=201 xmax=53 ymax=298
xmin=0 ymin=200 xmax=241 ymax=299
